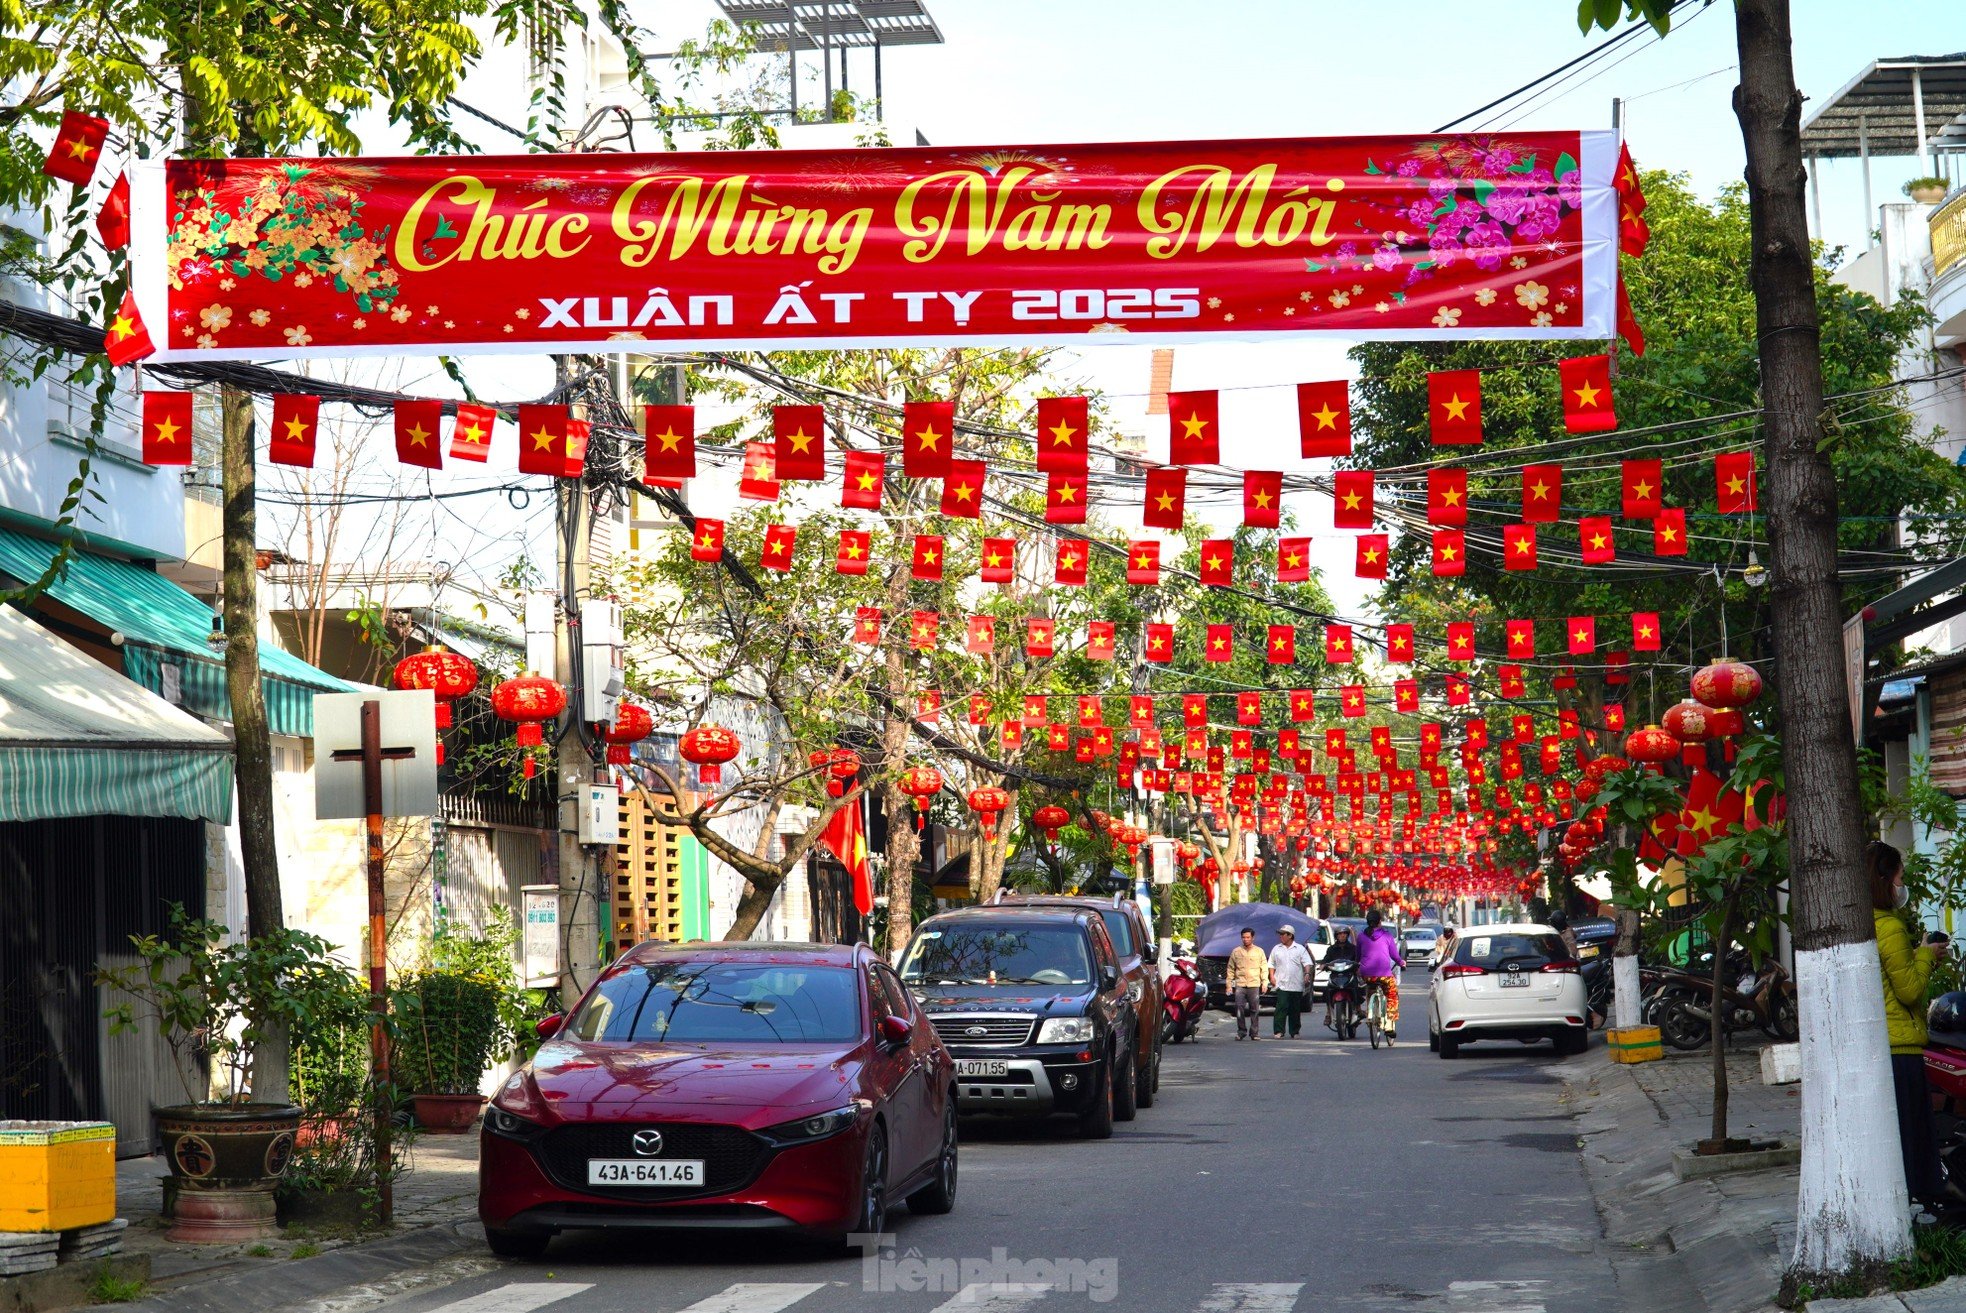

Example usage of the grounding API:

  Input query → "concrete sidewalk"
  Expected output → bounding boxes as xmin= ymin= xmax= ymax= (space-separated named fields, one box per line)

xmin=1563 ymin=1043 xmax=1802 ymax=1313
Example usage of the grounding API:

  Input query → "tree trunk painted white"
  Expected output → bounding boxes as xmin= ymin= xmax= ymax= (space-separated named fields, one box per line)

xmin=1611 ymin=955 xmax=1642 ymax=1030
xmin=1792 ymin=940 xmax=1911 ymax=1273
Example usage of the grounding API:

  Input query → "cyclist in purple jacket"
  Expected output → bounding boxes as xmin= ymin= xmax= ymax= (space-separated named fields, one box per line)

xmin=1357 ymin=909 xmax=1405 ymax=1045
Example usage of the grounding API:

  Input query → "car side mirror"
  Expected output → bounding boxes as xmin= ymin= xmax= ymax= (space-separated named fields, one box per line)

xmin=535 ymin=1013 xmax=564 ymax=1040
xmin=1100 ymin=966 xmax=1120 ymax=993
xmin=878 ymin=1014 xmax=912 ymax=1047
xmin=1141 ymin=942 xmax=1159 ymax=965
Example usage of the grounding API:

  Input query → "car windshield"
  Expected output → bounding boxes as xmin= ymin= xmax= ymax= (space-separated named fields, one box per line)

xmin=899 ymin=925 xmax=1094 ymax=986
xmin=563 ymin=961 xmax=863 ymax=1044
xmin=1098 ymin=910 xmax=1135 ymax=956
xmin=1454 ymin=932 xmax=1567 ymax=970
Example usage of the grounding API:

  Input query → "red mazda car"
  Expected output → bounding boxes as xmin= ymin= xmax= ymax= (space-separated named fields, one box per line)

xmin=478 ymin=941 xmax=958 ymax=1257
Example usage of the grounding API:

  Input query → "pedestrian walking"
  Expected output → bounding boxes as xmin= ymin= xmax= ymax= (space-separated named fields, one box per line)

xmin=1268 ymin=926 xmax=1314 ymax=1038
xmin=1227 ymin=927 xmax=1269 ymax=1040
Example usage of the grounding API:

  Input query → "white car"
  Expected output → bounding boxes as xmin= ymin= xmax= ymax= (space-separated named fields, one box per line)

xmin=1428 ymin=922 xmax=1589 ymax=1058
xmin=1401 ymin=926 xmax=1438 ymax=965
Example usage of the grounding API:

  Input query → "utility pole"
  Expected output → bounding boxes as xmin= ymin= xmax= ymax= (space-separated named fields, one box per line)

xmin=1727 ymin=0 xmax=1911 ymax=1280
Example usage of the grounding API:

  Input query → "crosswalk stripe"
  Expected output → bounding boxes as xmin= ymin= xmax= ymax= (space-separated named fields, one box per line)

xmin=1198 ymin=1283 xmax=1303 ymax=1313
xmin=673 ymin=1284 xmax=827 ymax=1313
xmin=926 ymin=1284 xmax=1054 ymax=1313
xmin=423 ymin=1284 xmax=593 ymax=1313
xmin=1445 ymin=1279 xmax=1546 ymax=1312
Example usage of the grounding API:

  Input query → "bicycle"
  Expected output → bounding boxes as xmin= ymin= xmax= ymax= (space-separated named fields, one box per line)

xmin=1365 ymin=976 xmax=1392 ymax=1050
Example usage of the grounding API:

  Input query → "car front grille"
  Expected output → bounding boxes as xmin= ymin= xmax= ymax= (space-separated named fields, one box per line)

xmin=929 ymin=1015 xmax=1036 ymax=1047
xmin=534 ymin=1122 xmax=771 ymax=1201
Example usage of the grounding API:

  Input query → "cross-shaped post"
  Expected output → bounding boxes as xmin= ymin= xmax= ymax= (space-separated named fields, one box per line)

xmin=329 ymin=698 xmax=416 ymax=1223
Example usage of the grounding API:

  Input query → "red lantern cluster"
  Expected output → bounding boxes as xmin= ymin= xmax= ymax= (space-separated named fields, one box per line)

xmin=680 ymin=725 xmax=742 ymax=786
xmin=897 ymin=766 xmax=943 ymax=829
xmin=807 ymin=746 xmax=862 ymax=798
xmin=489 ymin=672 xmax=567 ymax=778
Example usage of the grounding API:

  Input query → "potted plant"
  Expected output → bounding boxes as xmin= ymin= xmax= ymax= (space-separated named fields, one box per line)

xmin=393 ymin=968 xmax=508 ymax=1131
xmin=1906 ymin=176 xmax=1951 ymax=204
xmin=277 ymin=975 xmax=399 ymax=1230
xmin=99 ymin=910 xmax=358 ymax=1242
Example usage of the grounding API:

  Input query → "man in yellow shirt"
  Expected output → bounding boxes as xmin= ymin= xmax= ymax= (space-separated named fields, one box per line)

xmin=1227 ymin=927 xmax=1271 ymax=1040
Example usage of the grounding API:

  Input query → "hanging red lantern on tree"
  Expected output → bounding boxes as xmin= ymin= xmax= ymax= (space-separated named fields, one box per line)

xmin=393 ymin=646 xmax=478 ymax=764
xmin=599 ymin=701 xmax=653 ymax=766
xmin=1177 ymin=840 xmax=1200 ymax=869
xmin=1623 ymin=723 xmax=1682 ymax=764
xmin=897 ymin=766 xmax=943 ymax=829
xmin=1661 ymin=699 xmax=1719 ymax=744
xmin=968 ymin=786 xmax=1011 ymax=838
xmin=808 ymin=746 xmax=861 ymax=798
xmin=680 ymin=724 xmax=741 ymax=786
xmin=1032 ymin=805 xmax=1071 ymax=843
xmin=489 ymin=672 xmax=566 ymax=778
xmin=1692 ymin=660 xmax=1764 ymax=709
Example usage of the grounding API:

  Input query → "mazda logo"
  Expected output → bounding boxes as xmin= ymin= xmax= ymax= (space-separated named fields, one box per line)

xmin=631 ymin=1130 xmax=664 ymax=1156
xmin=964 ymin=1026 xmax=988 ymax=1037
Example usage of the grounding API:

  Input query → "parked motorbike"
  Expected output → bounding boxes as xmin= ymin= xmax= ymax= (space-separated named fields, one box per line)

xmin=1654 ymin=959 xmax=1797 ymax=1050
xmin=1924 ymin=992 xmax=1966 ymax=1202
xmin=1162 ymin=956 xmax=1207 ymax=1045
xmin=1325 ymin=959 xmax=1363 ymax=1041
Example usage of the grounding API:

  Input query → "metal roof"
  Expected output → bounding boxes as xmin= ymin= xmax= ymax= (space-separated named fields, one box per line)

xmin=713 ymin=1 xmax=944 ymax=50
xmin=1800 ymin=54 xmax=1966 ymax=158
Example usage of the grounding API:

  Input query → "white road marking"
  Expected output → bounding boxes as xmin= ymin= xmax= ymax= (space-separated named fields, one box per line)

xmin=673 ymin=1284 xmax=827 ymax=1313
xmin=927 ymin=1284 xmax=1053 ymax=1313
xmin=421 ymin=1284 xmax=593 ymax=1313
xmin=1445 ymin=1279 xmax=1546 ymax=1312
xmin=1198 ymin=1282 xmax=1303 ymax=1313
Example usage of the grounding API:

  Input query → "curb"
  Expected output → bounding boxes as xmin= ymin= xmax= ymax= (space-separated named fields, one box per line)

xmin=115 ymin=1220 xmax=484 ymax=1313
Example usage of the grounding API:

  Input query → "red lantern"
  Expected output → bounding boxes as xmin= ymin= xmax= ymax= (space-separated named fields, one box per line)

xmin=599 ymin=701 xmax=653 ymax=766
xmin=1623 ymin=723 xmax=1682 ymax=764
xmin=1706 ymin=706 xmax=1746 ymax=737
xmin=1032 ymin=805 xmax=1071 ymax=843
xmin=1177 ymin=840 xmax=1200 ymax=868
xmin=1691 ymin=660 xmax=1764 ymax=709
xmin=1584 ymin=754 xmax=1629 ymax=782
xmin=897 ymin=766 xmax=943 ymax=830
xmin=968 ymin=786 xmax=1011 ymax=838
xmin=490 ymin=673 xmax=567 ymax=778
xmin=1661 ymin=699 xmax=1719 ymax=744
xmin=680 ymin=725 xmax=742 ymax=786
xmin=393 ymin=646 xmax=478 ymax=727
xmin=809 ymin=746 xmax=861 ymax=798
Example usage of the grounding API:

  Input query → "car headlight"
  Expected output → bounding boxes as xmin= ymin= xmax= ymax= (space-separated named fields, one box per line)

xmin=486 ymin=1106 xmax=542 ymax=1138
xmin=762 ymin=1105 xmax=858 ymax=1143
xmin=1037 ymin=1017 xmax=1096 ymax=1045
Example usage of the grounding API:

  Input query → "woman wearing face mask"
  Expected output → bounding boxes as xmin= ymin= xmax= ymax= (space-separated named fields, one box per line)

xmin=1872 ymin=840 xmax=1956 ymax=1207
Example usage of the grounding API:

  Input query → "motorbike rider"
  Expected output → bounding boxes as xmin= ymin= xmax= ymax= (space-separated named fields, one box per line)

xmin=1322 ymin=926 xmax=1361 ymax=1027
xmin=1358 ymin=910 xmax=1404 ymax=1045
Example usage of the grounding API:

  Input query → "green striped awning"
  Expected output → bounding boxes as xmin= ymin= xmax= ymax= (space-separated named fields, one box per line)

xmin=0 ymin=525 xmax=355 ymax=736
xmin=0 ymin=745 xmax=232 ymax=823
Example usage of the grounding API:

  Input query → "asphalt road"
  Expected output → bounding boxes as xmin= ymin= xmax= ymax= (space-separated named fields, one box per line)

xmin=336 ymin=967 xmax=1616 ymax=1313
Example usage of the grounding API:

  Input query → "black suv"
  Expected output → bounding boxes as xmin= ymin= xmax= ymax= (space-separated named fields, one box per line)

xmin=896 ymin=906 xmax=1138 ymax=1139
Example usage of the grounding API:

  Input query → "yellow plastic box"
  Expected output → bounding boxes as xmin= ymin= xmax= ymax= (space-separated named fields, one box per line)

xmin=1606 ymin=1025 xmax=1664 ymax=1064
xmin=0 ymin=1121 xmax=116 ymax=1232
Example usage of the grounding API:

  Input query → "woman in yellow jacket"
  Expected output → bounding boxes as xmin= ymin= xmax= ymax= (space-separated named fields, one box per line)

xmin=1872 ymin=841 xmax=1952 ymax=1206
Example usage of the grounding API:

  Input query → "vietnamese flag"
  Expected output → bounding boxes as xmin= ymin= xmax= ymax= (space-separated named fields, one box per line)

xmin=760 ymin=523 xmax=797 ymax=572
xmin=42 ymin=111 xmax=107 ymax=185
xmin=1267 ymin=625 xmax=1296 ymax=665
xmin=95 ymin=172 xmax=130 ymax=250
xmin=1243 ymin=470 xmax=1282 ymax=528
xmin=1498 ymin=664 xmax=1527 ymax=697
xmin=1333 ymin=470 xmax=1374 ymax=529
xmin=841 ymin=449 xmax=884 ymax=509
xmin=1566 ymin=616 xmax=1597 ymax=656
xmin=836 ymin=530 xmax=871 ymax=576
xmin=141 ymin=391 xmax=193 ymax=466
xmin=1428 ymin=369 xmax=1483 ymax=445
xmin=1617 ymin=278 xmax=1646 ymax=358
xmin=1199 ymin=539 xmax=1235 ymax=587
xmin=1289 ymin=690 xmax=1317 ymax=722
xmin=1027 ymin=618 xmax=1056 ymax=659
xmin=642 ymin=404 xmax=693 ymax=480
xmin=1394 ymin=680 xmax=1419 ymax=713
xmin=1325 ymin=624 xmax=1354 ymax=665
xmin=1036 ymin=396 xmax=1088 ymax=473
xmin=1355 ymin=534 xmax=1388 ymax=579
xmin=1446 ymin=621 xmax=1475 ymax=662
xmin=1055 ymin=539 xmax=1088 ymax=586
xmin=1088 ymin=621 xmax=1117 ymax=661
xmin=1632 ymin=611 xmax=1662 ymax=651
xmin=690 ymin=519 xmax=726 ymax=561
xmin=268 ymin=394 xmax=320 ymax=468
xmin=916 ymin=690 xmax=941 ymax=721
xmin=1578 ymin=516 xmax=1616 ymax=564
xmin=1617 ymin=143 xmax=1646 ymax=211
xmin=1503 ymin=522 xmax=1537 ymax=570
xmin=393 ymin=400 xmax=444 ymax=470
xmin=1521 ymin=463 xmax=1562 ymax=522
xmin=1046 ymin=471 xmax=1088 ymax=523
xmin=1277 ymin=536 xmax=1312 ymax=583
xmin=1716 ymin=451 xmax=1757 ymax=513
xmin=1143 ymin=467 xmax=1186 ymax=529
xmin=979 ymin=536 xmax=1015 ymax=584
xmin=1126 ymin=540 xmax=1161 ymax=585
xmin=1340 ymin=685 xmax=1368 ymax=718
xmin=1297 ymin=380 xmax=1352 ymax=458
xmin=1143 ymin=622 xmax=1174 ymax=663
xmin=1204 ymin=625 xmax=1234 ymax=662
xmin=1385 ymin=623 xmax=1414 ymax=663
xmin=517 ymin=406 xmax=572 ymax=476
xmin=966 ymin=615 xmax=995 ymax=655
xmin=1167 ymin=390 xmax=1219 ymax=465
xmin=1621 ymin=200 xmax=1651 ymax=258
xmin=1084 ymin=696 xmax=1108 ymax=728
xmin=103 ymin=289 xmax=152 ymax=365
xmin=773 ymin=405 xmax=826 ymax=480
xmin=902 ymin=400 xmax=954 ymax=477
xmin=909 ymin=611 xmax=939 ymax=651
xmin=1431 ymin=529 xmax=1465 ymax=577
xmin=1558 ymin=355 xmax=1617 ymax=434
xmin=1605 ymin=703 xmax=1627 ymax=732
xmin=1428 ymin=467 xmax=1468 ymax=526
xmin=1622 ymin=458 xmax=1661 ymax=519
xmin=852 ymin=607 xmax=882 ymax=644
xmin=819 ymin=793 xmax=875 ymax=915
xmin=439 ymin=402 xmax=493 ymax=466
xmin=911 ymin=534 xmax=944 ymax=581
xmin=1506 ymin=619 xmax=1536 ymax=659
xmin=940 ymin=458 xmax=985 ymax=518
xmin=736 ymin=440 xmax=779 ymax=501
xmin=1654 ymin=507 xmax=1687 ymax=556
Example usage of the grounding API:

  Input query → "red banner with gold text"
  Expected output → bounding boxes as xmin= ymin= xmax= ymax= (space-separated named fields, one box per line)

xmin=130 ymin=132 xmax=1619 ymax=361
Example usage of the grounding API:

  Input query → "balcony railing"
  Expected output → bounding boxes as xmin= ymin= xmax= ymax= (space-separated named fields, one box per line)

xmin=1935 ymin=188 xmax=1966 ymax=280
